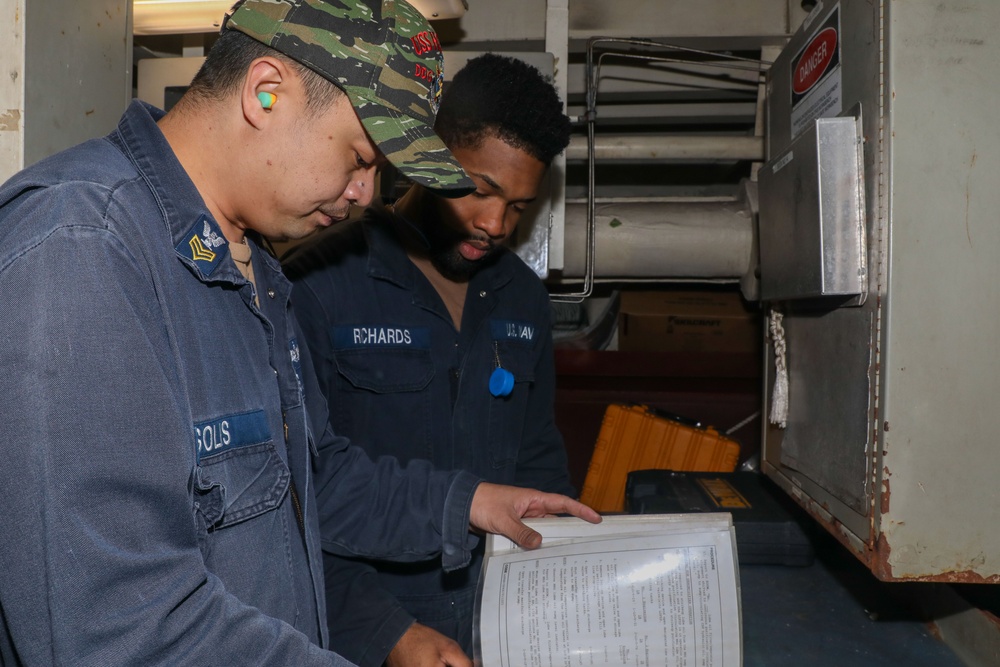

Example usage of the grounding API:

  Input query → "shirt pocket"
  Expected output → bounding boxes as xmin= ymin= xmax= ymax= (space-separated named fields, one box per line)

xmin=332 ymin=347 xmax=436 ymax=461
xmin=487 ymin=343 xmax=537 ymax=469
xmin=335 ymin=347 xmax=434 ymax=393
xmin=194 ymin=441 xmax=290 ymax=531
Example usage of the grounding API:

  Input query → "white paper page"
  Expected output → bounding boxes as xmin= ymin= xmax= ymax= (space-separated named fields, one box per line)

xmin=477 ymin=526 xmax=740 ymax=667
xmin=487 ymin=513 xmax=735 ymax=554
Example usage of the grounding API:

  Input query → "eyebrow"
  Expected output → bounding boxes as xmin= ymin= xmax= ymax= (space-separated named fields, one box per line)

xmin=472 ymin=172 xmax=537 ymax=204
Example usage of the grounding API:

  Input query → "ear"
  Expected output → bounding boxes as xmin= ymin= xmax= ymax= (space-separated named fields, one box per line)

xmin=241 ymin=57 xmax=287 ymax=130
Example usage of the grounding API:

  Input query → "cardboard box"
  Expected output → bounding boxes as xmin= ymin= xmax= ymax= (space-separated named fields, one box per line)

xmin=618 ymin=290 xmax=761 ymax=353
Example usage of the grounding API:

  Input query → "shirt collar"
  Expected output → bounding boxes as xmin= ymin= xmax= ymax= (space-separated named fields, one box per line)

xmin=110 ymin=100 xmax=245 ymax=283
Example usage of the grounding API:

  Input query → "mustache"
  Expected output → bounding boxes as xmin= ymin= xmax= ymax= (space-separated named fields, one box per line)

xmin=321 ymin=206 xmax=351 ymax=221
xmin=465 ymin=236 xmax=496 ymax=250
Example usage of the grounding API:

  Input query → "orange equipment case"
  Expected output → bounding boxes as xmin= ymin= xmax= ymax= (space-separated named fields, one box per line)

xmin=579 ymin=403 xmax=741 ymax=512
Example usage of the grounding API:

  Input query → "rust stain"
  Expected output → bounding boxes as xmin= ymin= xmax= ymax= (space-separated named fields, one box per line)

xmin=883 ymin=421 xmax=890 ymax=432
xmin=0 ymin=109 xmax=21 ymax=131
xmin=790 ymin=494 xmax=879 ymax=573
xmin=875 ymin=533 xmax=1000 ymax=583
xmin=873 ymin=533 xmax=893 ymax=579
xmin=880 ymin=473 xmax=891 ymax=514
xmin=781 ymin=480 xmax=1000 ymax=583
xmin=892 ymin=569 xmax=1000 ymax=584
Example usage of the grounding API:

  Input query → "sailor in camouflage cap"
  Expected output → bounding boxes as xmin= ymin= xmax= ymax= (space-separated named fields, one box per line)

xmin=223 ymin=0 xmax=475 ymax=196
xmin=0 ymin=0 xmax=602 ymax=660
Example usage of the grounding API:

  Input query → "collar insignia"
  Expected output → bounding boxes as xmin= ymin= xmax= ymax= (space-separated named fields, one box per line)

xmin=177 ymin=215 xmax=227 ymax=276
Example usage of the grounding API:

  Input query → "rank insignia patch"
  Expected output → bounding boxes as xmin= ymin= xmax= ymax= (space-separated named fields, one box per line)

xmin=177 ymin=215 xmax=227 ymax=276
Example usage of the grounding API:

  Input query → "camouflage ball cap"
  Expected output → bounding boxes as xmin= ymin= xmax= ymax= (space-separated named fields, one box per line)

xmin=223 ymin=0 xmax=475 ymax=196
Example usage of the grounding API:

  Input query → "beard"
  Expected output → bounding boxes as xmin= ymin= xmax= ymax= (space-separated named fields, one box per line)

xmin=422 ymin=218 xmax=502 ymax=282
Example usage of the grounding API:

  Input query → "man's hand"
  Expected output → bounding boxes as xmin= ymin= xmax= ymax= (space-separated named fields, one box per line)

xmin=469 ymin=482 xmax=602 ymax=550
xmin=385 ymin=622 xmax=471 ymax=667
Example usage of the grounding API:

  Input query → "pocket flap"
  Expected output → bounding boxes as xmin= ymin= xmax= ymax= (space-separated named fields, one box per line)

xmin=196 ymin=442 xmax=290 ymax=529
xmin=335 ymin=348 xmax=435 ymax=393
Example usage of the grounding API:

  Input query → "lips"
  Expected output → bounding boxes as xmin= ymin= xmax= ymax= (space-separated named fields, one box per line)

xmin=459 ymin=240 xmax=491 ymax=261
xmin=318 ymin=207 xmax=350 ymax=227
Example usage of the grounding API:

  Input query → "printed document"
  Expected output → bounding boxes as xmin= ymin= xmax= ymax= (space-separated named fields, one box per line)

xmin=475 ymin=514 xmax=741 ymax=667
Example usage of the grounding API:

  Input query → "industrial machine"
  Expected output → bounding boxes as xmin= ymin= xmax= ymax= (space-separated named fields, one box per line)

xmin=758 ymin=0 xmax=1000 ymax=584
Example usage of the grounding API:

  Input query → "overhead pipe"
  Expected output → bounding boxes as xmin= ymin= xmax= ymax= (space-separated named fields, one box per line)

xmin=565 ymin=134 xmax=765 ymax=162
xmin=560 ymin=198 xmax=753 ymax=279
xmin=554 ymin=178 xmax=761 ymax=300
xmin=550 ymin=36 xmax=770 ymax=302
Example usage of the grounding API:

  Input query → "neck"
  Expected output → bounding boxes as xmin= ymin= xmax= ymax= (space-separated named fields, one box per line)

xmin=391 ymin=186 xmax=434 ymax=256
xmin=158 ymin=100 xmax=246 ymax=244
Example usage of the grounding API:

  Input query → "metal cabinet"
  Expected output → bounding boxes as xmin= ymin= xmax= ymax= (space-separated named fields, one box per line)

xmin=759 ymin=0 xmax=1000 ymax=582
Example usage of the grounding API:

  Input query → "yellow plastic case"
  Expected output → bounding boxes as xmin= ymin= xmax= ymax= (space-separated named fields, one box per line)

xmin=580 ymin=403 xmax=741 ymax=512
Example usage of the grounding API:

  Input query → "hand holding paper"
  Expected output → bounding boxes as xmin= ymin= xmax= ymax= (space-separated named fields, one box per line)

xmin=469 ymin=482 xmax=602 ymax=550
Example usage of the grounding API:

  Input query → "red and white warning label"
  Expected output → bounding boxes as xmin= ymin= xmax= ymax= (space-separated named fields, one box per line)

xmin=791 ymin=4 xmax=843 ymax=138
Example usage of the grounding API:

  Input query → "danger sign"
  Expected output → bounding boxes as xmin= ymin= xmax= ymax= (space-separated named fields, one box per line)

xmin=790 ymin=4 xmax=843 ymax=138
xmin=794 ymin=27 xmax=838 ymax=96
xmin=792 ymin=8 xmax=841 ymax=105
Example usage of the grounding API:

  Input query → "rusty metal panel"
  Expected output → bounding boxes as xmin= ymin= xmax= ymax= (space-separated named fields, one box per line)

xmin=764 ymin=0 xmax=1000 ymax=582
xmin=762 ymin=0 xmax=881 ymax=534
xmin=876 ymin=0 xmax=1000 ymax=582
xmin=775 ymin=308 xmax=873 ymax=516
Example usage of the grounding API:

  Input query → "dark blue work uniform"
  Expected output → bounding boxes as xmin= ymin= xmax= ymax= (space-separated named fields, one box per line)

xmin=0 ymin=101 xmax=481 ymax=667
xmin=284 ymin=209 xmax=574 ymax=665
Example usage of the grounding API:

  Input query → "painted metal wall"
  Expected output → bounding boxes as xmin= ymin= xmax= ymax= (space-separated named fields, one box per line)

xmin=437 ymin=0 xmax=805 ymax=47
xmin=0 ymin=0 xmax=131 ymax=182
xmin=878 ymin=0 xmax=1000 ymax=582
xmin=762 ymin=0 xmax=1000 ymax=582
xmin=0 ymin=0 xmax=25 ymax=179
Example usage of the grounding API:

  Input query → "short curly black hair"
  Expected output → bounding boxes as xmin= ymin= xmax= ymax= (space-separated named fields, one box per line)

xmin=434 ymin=53 xmax=572 ymax=166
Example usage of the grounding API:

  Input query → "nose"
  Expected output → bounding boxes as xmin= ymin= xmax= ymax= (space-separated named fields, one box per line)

xmin=344 ymin=168 xmax=377 ymax=208
xmin=474 ymin=201 xmax=508 ymax=240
